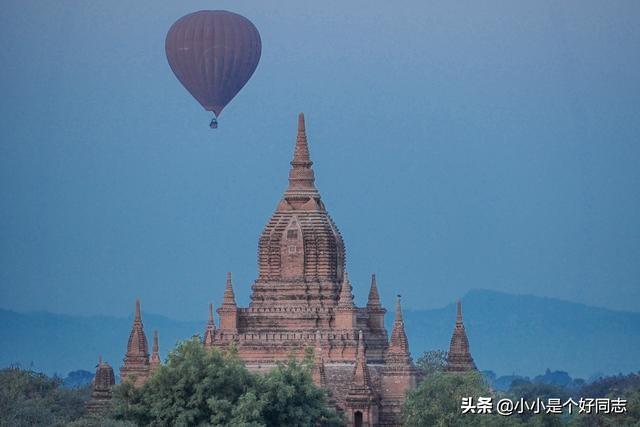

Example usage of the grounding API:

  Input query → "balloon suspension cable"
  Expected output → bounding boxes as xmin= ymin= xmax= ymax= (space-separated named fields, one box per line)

xmin=210 ymin=116 xmax=218 ymax=129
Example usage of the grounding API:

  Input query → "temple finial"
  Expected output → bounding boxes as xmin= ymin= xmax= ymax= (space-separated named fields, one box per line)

xmin=349 ymin=330 xmax=373 ymax=391
xmin=387 ymin=294 xmax=411 ymax=363
xmin=222 ymin=272 xmax=237 ymax=307
xmin=446 ymin=300 xmax=477 ymax=372
xmin=395 ymin=294 xmax=403 ymax=322
xmin=367 ymin=273 xmax=381 ymax=308
xmin=98 ymin=355 xmax=102 ymax=365
xmin=285 ymin=113 xmax=317 ymax=197
xmin=292 ymin=113 xmax=311 ymax=165
xmin=338 ymin=271 xmax=355 ymax=308
xmin=121 ymin=298 xmax=150 ymax=384
xmin=150 ymin=330 xmax=161 ymax=370
xmin=203 ymin=302 xmax=217 ymax=346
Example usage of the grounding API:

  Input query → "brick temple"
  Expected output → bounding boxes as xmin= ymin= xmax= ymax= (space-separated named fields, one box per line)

xmin=445 ymin=301 xmax=477 ymax=372
xmin=115 ymin=113 xmax=478 ymax=426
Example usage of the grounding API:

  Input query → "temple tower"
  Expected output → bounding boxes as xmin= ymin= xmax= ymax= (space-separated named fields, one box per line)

xmin=335 ymin=272 xmax=357 ymax=329
xmin=204 ymin=113 xmax=418 ymax=426
xmin=366 ymin=274 xmax=386 ymax=331
xmin=120 ymin=299 xmax=150 ymax=386
xmin=150 ymin=330 xmax=161 ymax=372
xmin=218 ymin=272 xmax=238 ymax=333
xmin=86 ymin=356 xmax=115 ymax=415
xmin=203 ymin=302 xmax=216 ymax=347
xmin=252 ymin=113 xmax=346 ymax=310
xmin=445 ymin=300 xmax=477 ymax=372
xmin=380 ymin=296 xmax=418 ymax=425
xmin=345 ymin=331 xmax=379 ymax=427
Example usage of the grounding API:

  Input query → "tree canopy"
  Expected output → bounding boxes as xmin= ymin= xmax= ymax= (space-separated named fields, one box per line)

xmin=402 ymin=370 xmax=519 ymax=426
xmin=0 ymin=367 xmax=88 ymax=426
xmin=111 ymin=338 xmax=342 ymax=427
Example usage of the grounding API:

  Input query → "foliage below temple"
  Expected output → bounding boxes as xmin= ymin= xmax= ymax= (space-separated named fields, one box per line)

xmin=403 ymin=351 xmax=640 ymax=426
xmin=112 ymin=338 xmax=342 ymax=426
xmin=1 ymin=356 xmax=639 ymax=426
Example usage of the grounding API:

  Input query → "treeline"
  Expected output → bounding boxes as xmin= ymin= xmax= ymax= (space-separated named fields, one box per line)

xmin=1 ymin=338 xmax=341 ymax=427
xmin=1 ymin=346 xmax=638 ymax=426
xmin=0 ymin=368 xmax=90 ymax=426
xmin=405 ymin=350 xmax=640 ymax=426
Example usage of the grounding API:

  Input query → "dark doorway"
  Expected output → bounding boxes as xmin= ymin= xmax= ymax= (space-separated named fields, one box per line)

xmin=354 ymin=411 xmax=363 ymax=427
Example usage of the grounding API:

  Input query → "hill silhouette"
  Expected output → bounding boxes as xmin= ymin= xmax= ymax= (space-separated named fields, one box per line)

xmin=1 ymin=289 xmax=638 ymax=378
xmin=402 ymin=289 xmax=640 ymax=378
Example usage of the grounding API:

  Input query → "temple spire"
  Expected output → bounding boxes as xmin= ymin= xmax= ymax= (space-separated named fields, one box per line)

xmin=395 ymin=294 xmax=404 ymax=322
xmin=219 ymin=273 xmax=238 ymax=331
xmin=338 ymin=271 xmax=355 ymax=308
xmin=121 ymin=299 xmax=150 ymax=386
xmin=135 ymin=298 xmax=141 ymax=322
xmin=125 ymin=299 xmax=149 ymax=358
xmin=367 ymin=273 xmax=381 ymax=308
xmin=204 ymin=302 xmax=216 ymax=346
xmin=292 ymin=113 xmax=312 ymax=166
xmin=222 ymin=272 xmax=237 ymax=307
xmin=335 ymin=271 xmax=357 ymax=329
xmin=345 ymin=331 xmax=378 ymax=426
xmin=387 ymin=295 xmax=411 ymax=363
xmin=150 ymin=330 xmax=161 ymax=370
xmin=350 ymin=330 xmax=373 ymax=391
xmin=445 ymin=300 xmax=477 ymax=372
xmin=285 ymin=113 xmax=318 ymax=198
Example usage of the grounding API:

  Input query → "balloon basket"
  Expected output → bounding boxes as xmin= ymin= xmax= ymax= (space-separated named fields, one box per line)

xmin=210 ymin=118 xmax=218 ymax=129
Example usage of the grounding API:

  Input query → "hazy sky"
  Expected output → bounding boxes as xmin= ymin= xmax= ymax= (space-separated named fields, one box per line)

xmin=1 ymin=1 xmax=639 ymax=320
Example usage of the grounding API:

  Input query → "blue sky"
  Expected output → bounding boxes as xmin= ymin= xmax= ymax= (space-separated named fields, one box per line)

xmin=1 ymin=0 xmax=639 ymax=320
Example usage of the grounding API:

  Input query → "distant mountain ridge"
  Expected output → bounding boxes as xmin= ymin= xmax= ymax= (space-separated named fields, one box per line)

xmin=1 ymin=289 xmax=638 ymax=378
xmin=0 ymin=309 xmax=202 ymax=376
xmin=402 ymin=289 xmax=640 ymax=378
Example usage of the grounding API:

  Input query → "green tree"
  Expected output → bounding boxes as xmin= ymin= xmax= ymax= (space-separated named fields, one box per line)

xmin=112 ymin=337 xmax=342 ymax=426
xmin=403 ymin=371 xmax=519 ymax=426
xmin=507 ymin=379 xmax=569 ymax=425
xmin=0 ymin=367 xmax=89 ymax=426
xmin=416 ymin=350 xmax=448 ymax=377
xmin=569 ymin=376 xmax=640 ymax=427
xmin=238 ymin=358 xmax=342 ymax=426
xmin=112 ymin=338 xmax=254 ymax=426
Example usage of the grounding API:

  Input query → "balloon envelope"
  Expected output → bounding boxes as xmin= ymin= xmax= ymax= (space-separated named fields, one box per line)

xmin=165 ymin=10 xmax=261 ymax=119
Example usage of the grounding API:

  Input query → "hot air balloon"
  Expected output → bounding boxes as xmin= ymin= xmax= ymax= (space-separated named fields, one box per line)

xmin=165 ymin=11 xmax=261 ymax=129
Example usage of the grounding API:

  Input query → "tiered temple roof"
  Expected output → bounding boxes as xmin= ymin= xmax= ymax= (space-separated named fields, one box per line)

xmin=386 ymin=296 xmax=411 ymax=364
xmin=120 ymin=299 xmax=152 ymax=386
xmin=207 ymin=114 xmax=418 ymax=426
xmin=85 ymin=356 xmax=115 ymax=415
xmin=103 ymin=113 xmax=483 ymax=426
xmin=445 ymin=300 xmax=477 ymax=372
xmin=254 ymin=113 xmax=345 ymax=299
